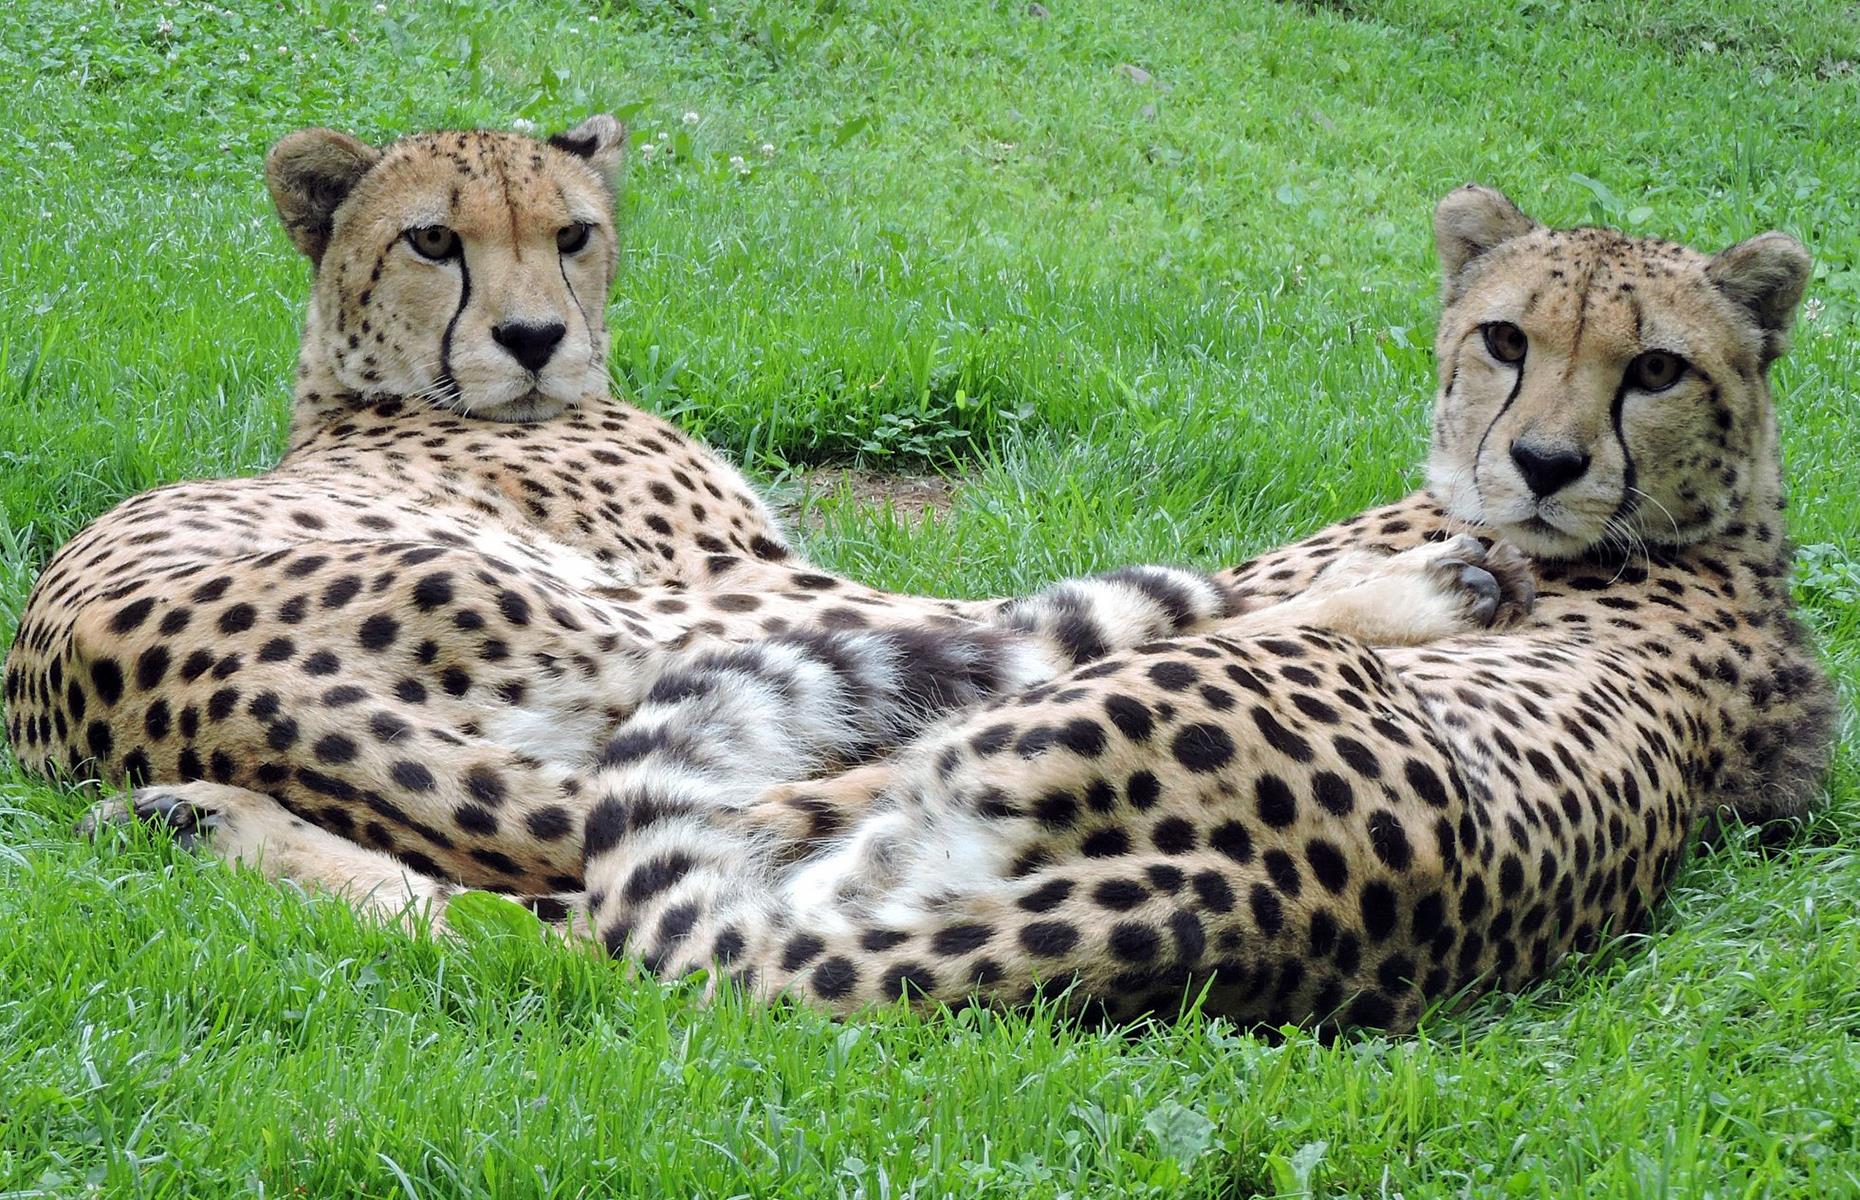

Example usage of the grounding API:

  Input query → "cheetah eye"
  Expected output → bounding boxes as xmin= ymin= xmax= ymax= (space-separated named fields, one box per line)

xmin=1481 ymin=321 xmax=1528 ymax=365
xmin=405 ymin=225 xmax=460 ymax=261
xmin=1626 ymin=350 xmax=1687 ymax=392
xmin=556 ymin=222 xmax=593 ymax=254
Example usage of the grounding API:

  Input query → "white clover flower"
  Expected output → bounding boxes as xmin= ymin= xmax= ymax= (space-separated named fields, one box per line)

xmin=657 ymin=130 xmax=669 ymax=141
xmin=373 ymin=2 xmax=386 ymax=12
xmin=682 ymin=111 xmax=699 ymax=126
xmin=156 ymin=17 xmax=174 ymax=35
xmin=759 ymin=142 xmax=774 ymax=157
xmin=277 ymin=44 xmax=289 ymax=54
xmin=729 ymin=154 xmax=746 ymax=170
xmin=238 ymin=50 xmax=250 ymax=62
xmin=1803 ymin=297 xmax=1824 ymax=323
xmin=588 ymin=13 xmax=598 ymax=21
xmin=511 ymin=117 xmax=537 ymax=134
xmin=640 ymin=142 xmax=657 ymax=161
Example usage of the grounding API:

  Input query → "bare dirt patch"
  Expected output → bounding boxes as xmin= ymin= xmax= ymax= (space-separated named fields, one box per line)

xmin=781 ymin=468 xmax=961 ymax=532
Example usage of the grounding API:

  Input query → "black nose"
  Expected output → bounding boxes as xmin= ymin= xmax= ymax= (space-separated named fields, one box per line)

xmin=491 ymin=320 xmax=566 ymax=373
xmin=1510 ymin=441 xmax=1591 ymax=498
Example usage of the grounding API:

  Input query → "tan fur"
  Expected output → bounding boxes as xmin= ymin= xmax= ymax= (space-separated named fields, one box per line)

xmin=6 ymin=123 xmax=1516 ymax=906
xmin=1425 ymin=184 xmax=1810 ymax=561
xmin=4 ymin=120 xmax=961 ymax=892
xmin=275 ymin=117 xmax=621 ymax=424
xmin=539 ymin=187 xmax=1832 ymax=1030
xmin=6 ymin=147 xmax=1831 ymax=1033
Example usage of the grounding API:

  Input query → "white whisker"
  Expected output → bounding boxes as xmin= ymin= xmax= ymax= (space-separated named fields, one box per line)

xmin=1626 ymin=486 xmax=1682 ymax=544
xmin=1600 ymin=515 xmax=1651 ymax=584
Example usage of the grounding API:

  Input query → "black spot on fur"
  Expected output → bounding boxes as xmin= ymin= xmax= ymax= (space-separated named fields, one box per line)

xmin=1171 ymin=723 xmax=1235 ymax=772
xmin=812 ymin=955 xmax=859 ymax=1000
xmin=1208 ymin=820 xmax=1254 ymax=864
xmin=931 ymin=923 xmax=994 ymax=957
xmin=1255 ymin=774 xmax=1297 ymax=827
xmin=1018 ymin=878 xmax=1074 ymax=912
xmin=1020 ymin=920 xmax=1080 ymax=957
xmin=1368 ymin=811 xmax=1413 ymax=871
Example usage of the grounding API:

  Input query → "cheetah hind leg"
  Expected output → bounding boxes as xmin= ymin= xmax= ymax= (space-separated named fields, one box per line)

xmin=80 ymin=783 xmax=460 ymax=930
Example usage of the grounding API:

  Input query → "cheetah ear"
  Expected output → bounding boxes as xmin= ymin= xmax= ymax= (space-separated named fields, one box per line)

xmin=1433 ymin=184 xmax=1540 ymax=302
xmin=1708 ymin=232 xmax=1812 ymax=348
xmin=548 ymin=114 xmax=627 ymax=194
xmin=265 ymin=129 xmax=382 ymax=267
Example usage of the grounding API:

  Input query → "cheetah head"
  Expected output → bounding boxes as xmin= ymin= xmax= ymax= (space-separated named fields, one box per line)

xmin=266 ymin=116 xmax=625 ymax=422
xmin=1424 ymin=185 xmax=1811 ymax=559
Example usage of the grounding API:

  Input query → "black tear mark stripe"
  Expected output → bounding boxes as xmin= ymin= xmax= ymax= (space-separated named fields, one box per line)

xmin=437 ymin=247 xmax=473 ymax=403
xmin=561 ymin=256 xmax=595 ymax=374
xmin=553 ymin=179 xmax=599 ymax=376
xmin=1471 ymin=333 xmax=1528 ymax=484
xmin=1607 ymin=354 xmax=1719 ymax=535
xmin=1605 ymin=377 xmax=1638 ymax=529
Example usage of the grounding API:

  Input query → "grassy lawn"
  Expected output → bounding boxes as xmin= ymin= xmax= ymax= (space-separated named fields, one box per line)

xmin=3 ymin=0 xmax=1859 ymax=1194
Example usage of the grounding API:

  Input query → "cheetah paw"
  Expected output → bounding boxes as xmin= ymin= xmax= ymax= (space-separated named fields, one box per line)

xmin=1388 ymin=534 xmax=1535 ymax=636
xmin=1453 ymin=536 xmax=1535 ymax=627
xmin=1306 ymin=534 xmax=1535 ymax=644
xmin=77 ymin=787 xmax=226 ymax=849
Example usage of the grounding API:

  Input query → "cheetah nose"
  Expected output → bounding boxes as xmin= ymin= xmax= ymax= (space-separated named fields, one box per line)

xmin=1509 ymin=440 xmax=1590 ymax=498
xmin=491 ymin=320 xmax=567 ymax=373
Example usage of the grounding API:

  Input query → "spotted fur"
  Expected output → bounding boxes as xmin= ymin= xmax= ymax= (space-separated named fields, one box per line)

xmin=4 ymin=122 xmax=1509 ymax=911
xmin=543 ymin=189 xmax=1833 ymax=1029
xmin=7 ymin=145 xmax=1829 ymax=1033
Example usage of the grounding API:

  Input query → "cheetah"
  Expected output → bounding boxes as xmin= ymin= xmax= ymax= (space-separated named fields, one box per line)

xmin=416 ymin=185 xmax=1834 ymax=1031
xmin=2 ymin=120 xmax=1520 ymax=922
xmin=40 ymin=156 xmax=1832 ymax=1034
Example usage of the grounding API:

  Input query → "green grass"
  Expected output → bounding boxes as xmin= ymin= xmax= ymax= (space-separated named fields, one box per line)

xmin=3 ymin=0 xmax=1859 ymax=1194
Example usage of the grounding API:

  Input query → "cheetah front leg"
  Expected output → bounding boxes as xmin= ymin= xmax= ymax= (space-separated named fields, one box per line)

xmin=80 ymin=784 xmax=459 ymax=927
xmin=951 ymin=540 xmax=1525 ymax=657
xmin=1231 ymin=534 xmax=1534 ymax=645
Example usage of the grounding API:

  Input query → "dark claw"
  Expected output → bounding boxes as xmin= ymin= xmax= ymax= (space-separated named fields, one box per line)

xmin=1482 ymin=541 xmax=1538 ymax=622
xmin=79 ymin=790 xmax=223 ymax=849
xmin=1456 ymin=563 xmax=1501 ymax=625
xmin=132 ymin=791 xmax=223 ymax=849
xmin=1458 ymin=563 xmax=1500 ymax=604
